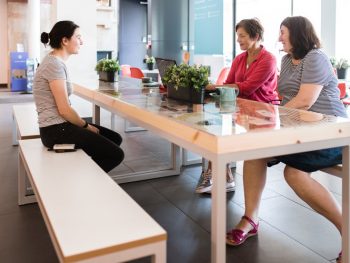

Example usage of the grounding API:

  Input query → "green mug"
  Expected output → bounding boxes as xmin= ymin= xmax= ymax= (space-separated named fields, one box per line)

xmin=218 ymin=86 xmax=239 ymax=102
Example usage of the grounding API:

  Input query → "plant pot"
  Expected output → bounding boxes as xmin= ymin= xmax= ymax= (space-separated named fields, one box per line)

xmin=190 ymin=87 xmax=205 ymax=104
xmin=167 ymin=84 xmax=191 ymax=101
xmin=337 ymin=68 xmax=347 ymax=79
xmin=147 ymin=63 xmax=154 ymax=70
xmin=99 ymin=71 xmax=118 ymax=82
xmin=167 ymin=84 xmax=205 ymax=104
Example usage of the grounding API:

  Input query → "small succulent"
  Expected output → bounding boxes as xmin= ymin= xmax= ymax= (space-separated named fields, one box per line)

xmin=145 ymin=56 xmax=156 ymax=64
xmin=330 ymin=57 xmax=349 ymax=69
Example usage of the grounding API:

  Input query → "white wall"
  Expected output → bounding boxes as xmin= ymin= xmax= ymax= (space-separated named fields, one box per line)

xmin=54 ymin=0 xmax=97 ymax=79
xmin=0 ymin=0 xmax=8 ymax=84
xmin=336 ymin=0 xmax=350 ymax=60
xmin=321 ymin=0 xmax=336 ymax=57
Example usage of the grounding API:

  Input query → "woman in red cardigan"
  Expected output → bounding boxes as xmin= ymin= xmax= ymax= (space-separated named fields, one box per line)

xmin=196 ymin=18 xmax=278 ymax=194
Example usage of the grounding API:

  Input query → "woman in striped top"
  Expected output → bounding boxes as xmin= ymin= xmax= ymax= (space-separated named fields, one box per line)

xmin=226 ymin=16 xmax=345 ymax=262
xmin=33 ymin=21 xmax=124 ymax=173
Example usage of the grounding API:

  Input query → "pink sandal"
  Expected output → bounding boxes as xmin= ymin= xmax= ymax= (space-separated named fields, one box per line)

xmin=336 ymin=251 xmax=342 ymax=263
xmin=226 ymin=215 xmax=259 ymax=246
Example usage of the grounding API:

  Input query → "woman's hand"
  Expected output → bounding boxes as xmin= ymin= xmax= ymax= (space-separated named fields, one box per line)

xmin=87 ymin=124 xmax=100 ymax=134
xmin=206 ymin=84 xmax=218 ymax=90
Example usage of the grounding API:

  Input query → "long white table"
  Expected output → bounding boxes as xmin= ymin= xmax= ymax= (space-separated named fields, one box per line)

xmin=73 ymin=77 xmax=350 ymax=263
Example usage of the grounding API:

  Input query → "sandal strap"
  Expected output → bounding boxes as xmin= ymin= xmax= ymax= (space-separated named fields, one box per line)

xmin=337 ymin=251 xmax=342 ymax=261
xmin=242 ymin=215 xmax=258 ymax=230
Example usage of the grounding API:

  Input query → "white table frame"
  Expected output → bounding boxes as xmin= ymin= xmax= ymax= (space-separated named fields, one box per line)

xmin=74 ymin=88 xmax=181 ymax=184
xmin=73 ymin=80 xmax=350 ymax=263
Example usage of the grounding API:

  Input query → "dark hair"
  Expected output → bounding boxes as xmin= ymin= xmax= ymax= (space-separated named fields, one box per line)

xmin=235 ymin=18 xmax=264 ymax=41
xmin=40 ymin=20 xmax=79 ymax=49
xmin=280 ymin=16 xmax=320 ymax=60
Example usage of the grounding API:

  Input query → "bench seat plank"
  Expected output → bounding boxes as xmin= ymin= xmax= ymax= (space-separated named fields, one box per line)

xmin=19 ymin=139 xmax=166 ymax=262
xmin=13 ymin=104 xmax=40 ymax=142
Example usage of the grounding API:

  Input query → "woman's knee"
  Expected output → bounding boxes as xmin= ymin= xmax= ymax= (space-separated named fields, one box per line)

xmin=115 ymin=146 xmax=124 ymax=165
xmin=284 ymin=165 xmax=308 ymax=188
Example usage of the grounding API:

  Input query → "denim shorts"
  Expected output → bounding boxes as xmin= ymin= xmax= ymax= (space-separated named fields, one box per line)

xmin=274 ymin=147 xmax=343 ymax=173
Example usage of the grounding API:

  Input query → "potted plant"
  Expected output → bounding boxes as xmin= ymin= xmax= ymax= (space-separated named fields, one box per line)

xmin=145 ymin=55 xmax=156 ymax=70
xmin=330 ymin=57 xmax=349 ymax=79
xmin=162 ymin=64 xmax=209 ymax=104
xmin=95 ymin=58 xmax=120 ymax=82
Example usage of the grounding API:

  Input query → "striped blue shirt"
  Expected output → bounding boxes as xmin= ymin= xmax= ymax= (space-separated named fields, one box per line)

xmin=278 ymin=49 xmax=347 ymax=118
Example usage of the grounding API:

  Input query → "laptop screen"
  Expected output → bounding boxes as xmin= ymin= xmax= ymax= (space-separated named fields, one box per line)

xmin=155 ymin=57 xmax=177 ymax=83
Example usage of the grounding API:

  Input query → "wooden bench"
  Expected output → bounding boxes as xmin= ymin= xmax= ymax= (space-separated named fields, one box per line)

xmin=18 ymin=138 xmax=167 ymax=262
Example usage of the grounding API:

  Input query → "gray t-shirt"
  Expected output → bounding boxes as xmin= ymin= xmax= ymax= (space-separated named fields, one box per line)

xmin=278 ymin=49 xmax=347 ymax=118
xmin=33 ymin=54 xmax=73 ymax=127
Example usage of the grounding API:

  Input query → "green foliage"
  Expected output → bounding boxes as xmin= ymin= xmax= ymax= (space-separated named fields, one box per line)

xmin=162 ymin=64 xmax=209 ymax=92
xmin=146 ymin=56 xmax=156 ymax=64
xmin=330 ymin=57 xmax=349 ymax=69
xmin=95 ymin=58 xmax=120 ymax=72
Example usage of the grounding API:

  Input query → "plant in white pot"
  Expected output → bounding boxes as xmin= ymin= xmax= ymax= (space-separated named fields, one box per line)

xmin=162 ymin=64 xmax=209 ymax=104
xmin=95 ymin=58 xmax=120 ymax=82
xmin=145 ymin=55 xmax=156 ymax=70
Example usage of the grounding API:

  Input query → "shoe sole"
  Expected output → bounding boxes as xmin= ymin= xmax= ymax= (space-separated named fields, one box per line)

xmin=226 ymin=232 xmax=257 ymax=246
xmin=195 ymin=185 xmax=213 ymax=194
xmin=202 ymin=185 xmax=236 ymax=194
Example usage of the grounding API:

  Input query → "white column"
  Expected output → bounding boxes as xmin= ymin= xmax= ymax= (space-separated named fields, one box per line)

xmin=27 ymin=0 xmax=40 ymax=62
xmin=321 ymin=0 xmax=336 ymax=57
xmin=55 ymin=0 xmax=97 ymax=78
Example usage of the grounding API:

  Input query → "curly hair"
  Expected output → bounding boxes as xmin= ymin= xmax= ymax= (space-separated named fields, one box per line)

xmin=280 ymin=16 xmax=320 ymax=60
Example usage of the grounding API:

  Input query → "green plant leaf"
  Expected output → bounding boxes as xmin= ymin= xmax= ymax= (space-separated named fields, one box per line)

xmin=95 ymin=58 xmax=121 ymax=72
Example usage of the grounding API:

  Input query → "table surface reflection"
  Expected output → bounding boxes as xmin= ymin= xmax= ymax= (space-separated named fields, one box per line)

xmin=74 ymin=77 xmax=347 ymax=136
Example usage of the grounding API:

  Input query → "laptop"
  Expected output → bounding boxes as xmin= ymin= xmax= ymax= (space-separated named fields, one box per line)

xmin=155 ymin=57 xmax=177 ymax=84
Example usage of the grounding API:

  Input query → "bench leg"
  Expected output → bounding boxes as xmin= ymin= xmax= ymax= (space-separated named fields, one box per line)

xmin=18 ymin=149 xmax=36 ymax=205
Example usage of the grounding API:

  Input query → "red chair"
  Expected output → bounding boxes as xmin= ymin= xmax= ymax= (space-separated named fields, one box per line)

xmin=130 ymin=67 xmax=144 ymax=79
xmin=216 ymin=67 xmax=230 ymax=85
xmin=120 ymin=64 xmax=131 ymax=77
xmin=338 ymin=82 xmax=350 ymax=106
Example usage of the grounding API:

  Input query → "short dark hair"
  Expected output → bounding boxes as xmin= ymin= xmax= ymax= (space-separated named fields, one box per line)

xmin=280 ymin=16 xmax=320 ymax=60
xmin=40 ymin=20 xmax=79 ymax=49
xmin=235 ymin=18 xmax=264 ymax=41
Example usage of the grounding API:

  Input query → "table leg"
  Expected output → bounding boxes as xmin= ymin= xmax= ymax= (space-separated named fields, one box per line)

xmin=211 ymin=158 xmax=227 ymax=263
xmin=111 ymin=113 xmax=115 ymax=130
xmin=342 ymin=145 xmax=350 ymax=263
xmin=93 ymin=103 xmax=100 ymax=125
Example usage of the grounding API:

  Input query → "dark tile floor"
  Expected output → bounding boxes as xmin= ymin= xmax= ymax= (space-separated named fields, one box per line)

xmin=0 ymin=92 xmax=343 ymax=263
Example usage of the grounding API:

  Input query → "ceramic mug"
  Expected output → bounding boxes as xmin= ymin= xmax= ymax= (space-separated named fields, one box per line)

xmin=218 ymin=86 xmax=239 ymax=102
xmin=220 ymin=101 xmax=236 ymax=113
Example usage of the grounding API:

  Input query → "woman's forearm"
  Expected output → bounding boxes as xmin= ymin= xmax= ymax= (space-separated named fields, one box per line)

xmin=59 ymin=106 xmax=87 ymax=127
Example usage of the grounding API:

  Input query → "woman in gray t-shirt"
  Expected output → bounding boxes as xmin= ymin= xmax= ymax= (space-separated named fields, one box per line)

xmin=33 ymin=21 xmax=124 ymax=172
xmin=227 ymin=17 xmax=343 ymax=262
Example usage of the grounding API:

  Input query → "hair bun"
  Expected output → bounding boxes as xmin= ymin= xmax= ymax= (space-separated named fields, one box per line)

xmin=40 ymin=32 xmax=49 ymax=44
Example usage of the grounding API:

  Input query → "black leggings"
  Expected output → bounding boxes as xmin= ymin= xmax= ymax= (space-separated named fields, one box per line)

xmin=39 ymin=122 xmax=124 ymax=173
